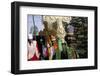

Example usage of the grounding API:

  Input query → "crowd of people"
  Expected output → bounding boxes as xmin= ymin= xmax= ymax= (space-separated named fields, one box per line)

xmin=27 ymin=25 xmax=79 ymax=61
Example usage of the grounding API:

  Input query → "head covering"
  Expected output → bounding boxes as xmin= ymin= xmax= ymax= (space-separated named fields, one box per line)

xmin=67 ymin=24 xmax=74 ymax=33
xmin=28 ymin=34 xmax=33 ymax=39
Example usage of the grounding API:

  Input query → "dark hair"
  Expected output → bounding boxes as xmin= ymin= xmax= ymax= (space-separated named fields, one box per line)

xmin=28 ymin=39 xmax=32 ymax=45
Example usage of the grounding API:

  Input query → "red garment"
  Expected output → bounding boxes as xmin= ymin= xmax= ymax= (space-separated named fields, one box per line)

xmin=45 ymin=48 xmax=49 ymax=57
xmin=31 ymin=54 xmax=39 ymax=60
xmin=29 ymin=41 xmax=40 ymax=61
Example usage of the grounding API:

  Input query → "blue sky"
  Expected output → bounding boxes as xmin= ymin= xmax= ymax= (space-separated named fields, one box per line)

xmin=27 ymin=15 xmax=44 ymax=34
